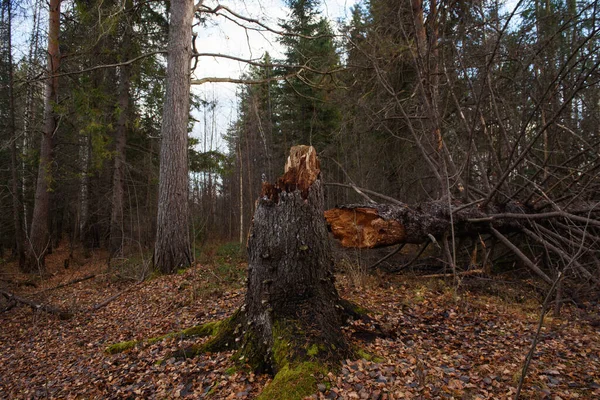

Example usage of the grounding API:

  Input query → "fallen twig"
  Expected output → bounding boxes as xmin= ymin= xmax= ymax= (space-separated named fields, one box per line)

xmin=36 ymin=274 xmax=96 ymax=295
xmin=388 ymin=242 xmax=430 ymax=273
xmin=368 ymin=244 xmax=405 ymax=270
xmin=0 ymin=289 xmax=72 ymax=319
xmin=0 ymin=277 xmax=38 ymax=287
xmin=515 ymin=272 xmax=563 ymax=399
xmin=92 ymin=280 xmax=144 ymax=311
xmin=420 ymin=269 xmax=484 ymax=279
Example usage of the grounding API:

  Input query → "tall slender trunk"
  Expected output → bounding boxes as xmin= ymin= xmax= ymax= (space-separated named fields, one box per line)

xmin=78 ymin=133 xmax=90 ymax=244
xmin=109 ymin=37 xmax=132 ymax=257
xmin=153 ymin=0 xmax=193 ymax=273
xmin=24 ymin=0 xmax=61 ymax=272
xmin=22 ymin=0 xmax=42 ymax=231
xmin=238 ymin=143 xmax=244 ymax=246
xmin=5 ymin=0 xmax=25 ymax=266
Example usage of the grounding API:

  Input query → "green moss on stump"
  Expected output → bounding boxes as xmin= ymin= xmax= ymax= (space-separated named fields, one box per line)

xmin=307 ymin=344 xmax=319 ymax=357
xmin=257 ymin=362 xmax=327 ymax=400
xmin=201 ymin=310 xmax=242 ymax=353
xmin=339 ymin=298 xmax=372 ymax=318
xmin=255 ymin=319 xmax=335 ymax=399
xmin=147 ymin=321 xmax=222 ymax=344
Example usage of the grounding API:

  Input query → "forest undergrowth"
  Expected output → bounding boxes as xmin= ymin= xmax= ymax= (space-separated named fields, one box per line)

xmin=1 ymin=242 xmax=599 ymax=399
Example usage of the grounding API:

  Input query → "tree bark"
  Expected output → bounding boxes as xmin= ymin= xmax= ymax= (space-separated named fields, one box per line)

xmin=153 ymin=0 xmax=193 ymax=273
xmin=5 ymin=0 xmax=25 ymax=267
xmin=325 ymin=202 xmax=489 ymax=248
xmin=77 ymin=131 xmax=91 ymax=246
xmin=325 ymin=199 xmax=600 ymax=288
xmin=109 ymin=25 xmax=132 ymax=257
xmin=240 ymin=145 xmax=350 ymax=371
xmin=196 ymin=146 xmax=354 ymax=386
xmin=324 ymin=201 xmax=600 ymax=249
xmin=24 ymin=0 xmax=61 ymax=272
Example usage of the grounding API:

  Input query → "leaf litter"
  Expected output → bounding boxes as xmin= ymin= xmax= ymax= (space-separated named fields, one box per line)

xmin=1 ymin=247 xmax=599 ymax=399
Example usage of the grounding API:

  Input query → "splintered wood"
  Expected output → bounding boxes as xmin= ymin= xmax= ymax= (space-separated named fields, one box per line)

xmin=261 ymin=145 xmax=321 ymax=202
xmin=324 ymin=207 xmax=406 ymax=248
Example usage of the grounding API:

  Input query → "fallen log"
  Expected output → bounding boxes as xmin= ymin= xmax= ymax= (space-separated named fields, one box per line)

xmin=324 ymin=201 xmax=599 ymax=248
xmin=0 ymin=289 xmax=72 ymax=319
xmin=36 ymin=274 xmax=96 ymax=295
xmin=324 ymin=201 xmax=503 ymax=248
xmin=324 ymin=200 xmax=600 ymax=286
xmin=92 ymin=279 xmax=144 ymax=311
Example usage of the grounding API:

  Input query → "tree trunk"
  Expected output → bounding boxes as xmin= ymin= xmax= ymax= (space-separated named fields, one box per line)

xmin=325 ymin=200 xmax=600 ymax=289
xmin=153 ymin=0 xmax=193 ymax=274
xmin=109 ymin=37 xmax=131 ymax=257
xmin=5 ymin=0 xmax=25 ymax=267
xmin=241 ymin=145 xmax=350 ymax=371
xmin=200 ymin=147 xmax=354 ymax=393
xmin=21 ymin=0 xmax=43 ymax=233
xmin=324 ymin=202 xmax=600 ymax=249
xmin=24 ymin=0 xmax=61 ymax=272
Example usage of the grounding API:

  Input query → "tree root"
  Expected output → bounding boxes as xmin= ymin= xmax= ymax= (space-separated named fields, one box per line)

xmin=105 ymin=320 xmax=223 ymax=354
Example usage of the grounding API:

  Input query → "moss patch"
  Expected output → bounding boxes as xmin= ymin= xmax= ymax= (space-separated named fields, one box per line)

xmin=355 ymin=347 xmax=384 ymax=363
xmin=148 ymin=321 xmax=222 ymax=344
xmin=307 ymin=344 xmax=319 ymax=357
xmin=201 ymin=309 xmax=242 ymax=353
xmin=105 ymin=340 xmax=138 ymax=354
xmin=271 ymin=320 xmax=294 ymax=367
xmin=257 ymin=362 xmax=326 ymax=400
xmin=225 ymin=366 xmax=238 ymax=375
xmin=105 ymin=321 xmax=222 ymax=355
xmin=339 ymin=298 xmax=373 ymax=320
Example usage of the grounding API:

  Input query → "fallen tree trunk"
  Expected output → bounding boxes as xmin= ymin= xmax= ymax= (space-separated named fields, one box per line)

xmin=325 ymin=201 xmax=552 ymax=248
xmin=36 ymin=274 xmax=96 ymax=295
xmin=324 ymin=200 xmax=600 ymax=287
xmin=325 ymin=201 xmax=600 ymax=249
xmin=420 ymin=269 xmax=484 ymax=279
xmin=0 ymin=289 xmax=72 ymax=319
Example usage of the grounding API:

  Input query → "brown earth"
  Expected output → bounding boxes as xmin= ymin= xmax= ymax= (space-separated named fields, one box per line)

xmin=1 ymin=244 xmax=599 ymax=399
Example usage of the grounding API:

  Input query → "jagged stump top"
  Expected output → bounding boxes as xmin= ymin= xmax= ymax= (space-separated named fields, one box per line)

xmin=262 ymin=145 xmax=320 ymax=202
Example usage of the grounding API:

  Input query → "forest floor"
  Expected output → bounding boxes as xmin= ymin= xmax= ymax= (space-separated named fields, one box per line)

xmin=1 ymin=243 xmax=600 ymax=400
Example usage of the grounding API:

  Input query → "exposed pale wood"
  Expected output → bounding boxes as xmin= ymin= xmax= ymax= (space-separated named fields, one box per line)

xmin=325 ymin=207 xmax=406 ymax=248
xmin=261 ymin=145 xmax=322 ymax=202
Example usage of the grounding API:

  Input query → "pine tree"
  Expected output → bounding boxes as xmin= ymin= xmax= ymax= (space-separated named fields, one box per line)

xmin=276 ymin=0 xmax=341 ymax=156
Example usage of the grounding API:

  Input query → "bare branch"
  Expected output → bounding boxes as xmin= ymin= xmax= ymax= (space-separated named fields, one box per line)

xmin=197 ymin=4 xmax=336 ymax=40
xmin=490 ymin=227 xmax=553 ymax=285
xmin=190 ymin=70 xmax=302 ymax=86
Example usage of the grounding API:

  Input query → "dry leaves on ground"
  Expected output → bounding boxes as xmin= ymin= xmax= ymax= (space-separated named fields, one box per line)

xmin=1 ymin=247 xmax=599 ymax=399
